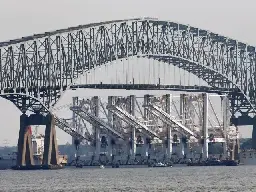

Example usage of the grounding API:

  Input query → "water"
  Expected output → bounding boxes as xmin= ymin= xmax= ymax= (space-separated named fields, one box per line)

xmin=0 ymin=166 xmax=256 ymax=192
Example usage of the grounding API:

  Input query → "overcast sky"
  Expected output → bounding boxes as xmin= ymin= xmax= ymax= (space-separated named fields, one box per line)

xmin=0 ymin=0 xmax=255 ymax=146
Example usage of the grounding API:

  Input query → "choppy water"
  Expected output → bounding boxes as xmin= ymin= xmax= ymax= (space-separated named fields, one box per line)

xmin=0 ymin=166 xmax=256 ymax=192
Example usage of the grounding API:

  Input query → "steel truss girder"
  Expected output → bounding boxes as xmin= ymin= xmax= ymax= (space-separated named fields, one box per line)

xmin=54 ymin=117 xmax=92 ymax=142
xmin=0 ymin=18 xmax=256 ymax=119
xmin=107 ymin=104 xmax=160 ymax=139
xmin=70 ymin=83 xmax=236 ymax=93
xmin=0 ymin=93 xmax=47 ymax=113
xmin=150 ymin=55 xmax=254 ymax=116
xmin=144 ymin=103 xmax=198 ymax=138
xmin=70 ymin=105 xmax=125 ymax=140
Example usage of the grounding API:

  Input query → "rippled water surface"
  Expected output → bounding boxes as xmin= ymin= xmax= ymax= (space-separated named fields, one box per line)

xmin=1 ymin=166 xmax=256 ymax=192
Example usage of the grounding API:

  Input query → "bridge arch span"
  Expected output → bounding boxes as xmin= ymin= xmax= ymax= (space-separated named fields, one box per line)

xmin=0 ymin=18 xmax=256 ymax=118
xmin=147 ymin=54 xmax=255 ymax=116
xmin=0 ymin=93 xmax=50 ymax=113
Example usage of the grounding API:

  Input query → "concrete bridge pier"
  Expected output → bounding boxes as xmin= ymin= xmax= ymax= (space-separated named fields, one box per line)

xmin=16 ymin=113 xmax=59 ymax=169
xmin=42 ymin=114 xmax=59 ymax=166
xmin=231 ymin=113 xmax=256 ymax=151
xmin=16 ymin=114 xmax=34 ymax=167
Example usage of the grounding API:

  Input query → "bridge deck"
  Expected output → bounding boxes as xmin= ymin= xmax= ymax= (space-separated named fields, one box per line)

xmin=70 ymin=84 xmax=236 ymax=93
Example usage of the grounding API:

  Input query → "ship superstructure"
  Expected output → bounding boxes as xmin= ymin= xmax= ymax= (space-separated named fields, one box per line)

xmin=32 ymin=134 xmax=44 ymax=156
xmin=30 ymin=132 xmax=68 ymax=165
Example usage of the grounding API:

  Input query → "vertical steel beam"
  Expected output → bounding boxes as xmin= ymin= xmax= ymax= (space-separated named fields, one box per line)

xmin=143 ymin=94 xmax=150 ymax=158
xmin=165 ymin=94 xmax=172 ymax=159
xmin=107 ymin=96 xmax=113 ymax=158
xmin=72 ymin=97 xmax=79 ymax=158
xmin=222 ymin=95 xmax=229 ymax=158
xmin=202 ymin=93 xmax=209 ymax=159
xmin=179 ymin=94 xmax=185 ymax=157
xmin=72 ymin=97 xmax=78 ymax=145
xmin=129 ymin=95 xmax=136 ymax=159
xmin=180 ymin=94 xmax=185 ymax=124
xmin=93 ymin=96 xmax=101 ymax=160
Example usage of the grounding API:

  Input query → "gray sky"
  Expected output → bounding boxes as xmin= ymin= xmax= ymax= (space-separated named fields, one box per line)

xmin=0 ymin=0 xmax=255 ymax=146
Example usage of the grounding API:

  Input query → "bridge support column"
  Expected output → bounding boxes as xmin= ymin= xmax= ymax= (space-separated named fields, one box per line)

xmin=202 ymin=93 xmax=209 ymax=159
xmin=107 ymin=96 xmax=113 ymax=160
xmin=43 ymin=114 xmax=59 ymax=166
xmin=143 ymin=95 xmax=151 ymax=160
xmin=107 ymin=96 xmax=114 ymax=160
xmin=166 ymin=127 xmax=172 ymax=159
xmin=95 ymin=129 xmax=101 ymax=161
xmin=164 ymin=94 xmax=172 ymax=158
xmin=180 ymin=94 xmax=186 ymax=124
xmin=179 ymin=94 xmax=186 ymax=159
xmin=131 ymin=127 xmax=136 ymax=159
xmin=128 ymin=95 xmax=136 ymax=159
xmin=143 ymin=136 xmax=149 ymax=158
xmin=72 ymin=97 xmax=79 ymax=159
xmin=179 ymin=140 xmax=185 ymax=159
xmin=221 ymin=95 xmax=229 ymax=158
xmin=16 ymin=113 xmax=59 ymax=169
xmin=107 ymin=136 xmax=112 ymax=159
xmin=92 ymin=96 xmax=101 ymax=161
xmin=17 ymin=114 xmax=34 ymax=167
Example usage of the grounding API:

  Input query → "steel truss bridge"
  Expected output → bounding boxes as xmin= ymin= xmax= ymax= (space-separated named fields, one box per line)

xmin=1 ymin=18 xmax=256 ymax=145
xmin=67 ymin=93 xmax=238 ymax=164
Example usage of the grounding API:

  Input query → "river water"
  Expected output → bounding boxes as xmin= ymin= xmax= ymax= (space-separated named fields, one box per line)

xmin=0 ymin=166 xmax=256 ymax=192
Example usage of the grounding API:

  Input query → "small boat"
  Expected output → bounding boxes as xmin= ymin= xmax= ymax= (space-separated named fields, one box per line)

xmin=148 ymin=162 xmax=171 ymax=167
xmin=100 ymin=165 xmax=105 ymax=169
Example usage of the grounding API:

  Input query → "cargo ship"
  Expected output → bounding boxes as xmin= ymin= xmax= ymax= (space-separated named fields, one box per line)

xmin=0 ymin=133 xmax=67 ymax=170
